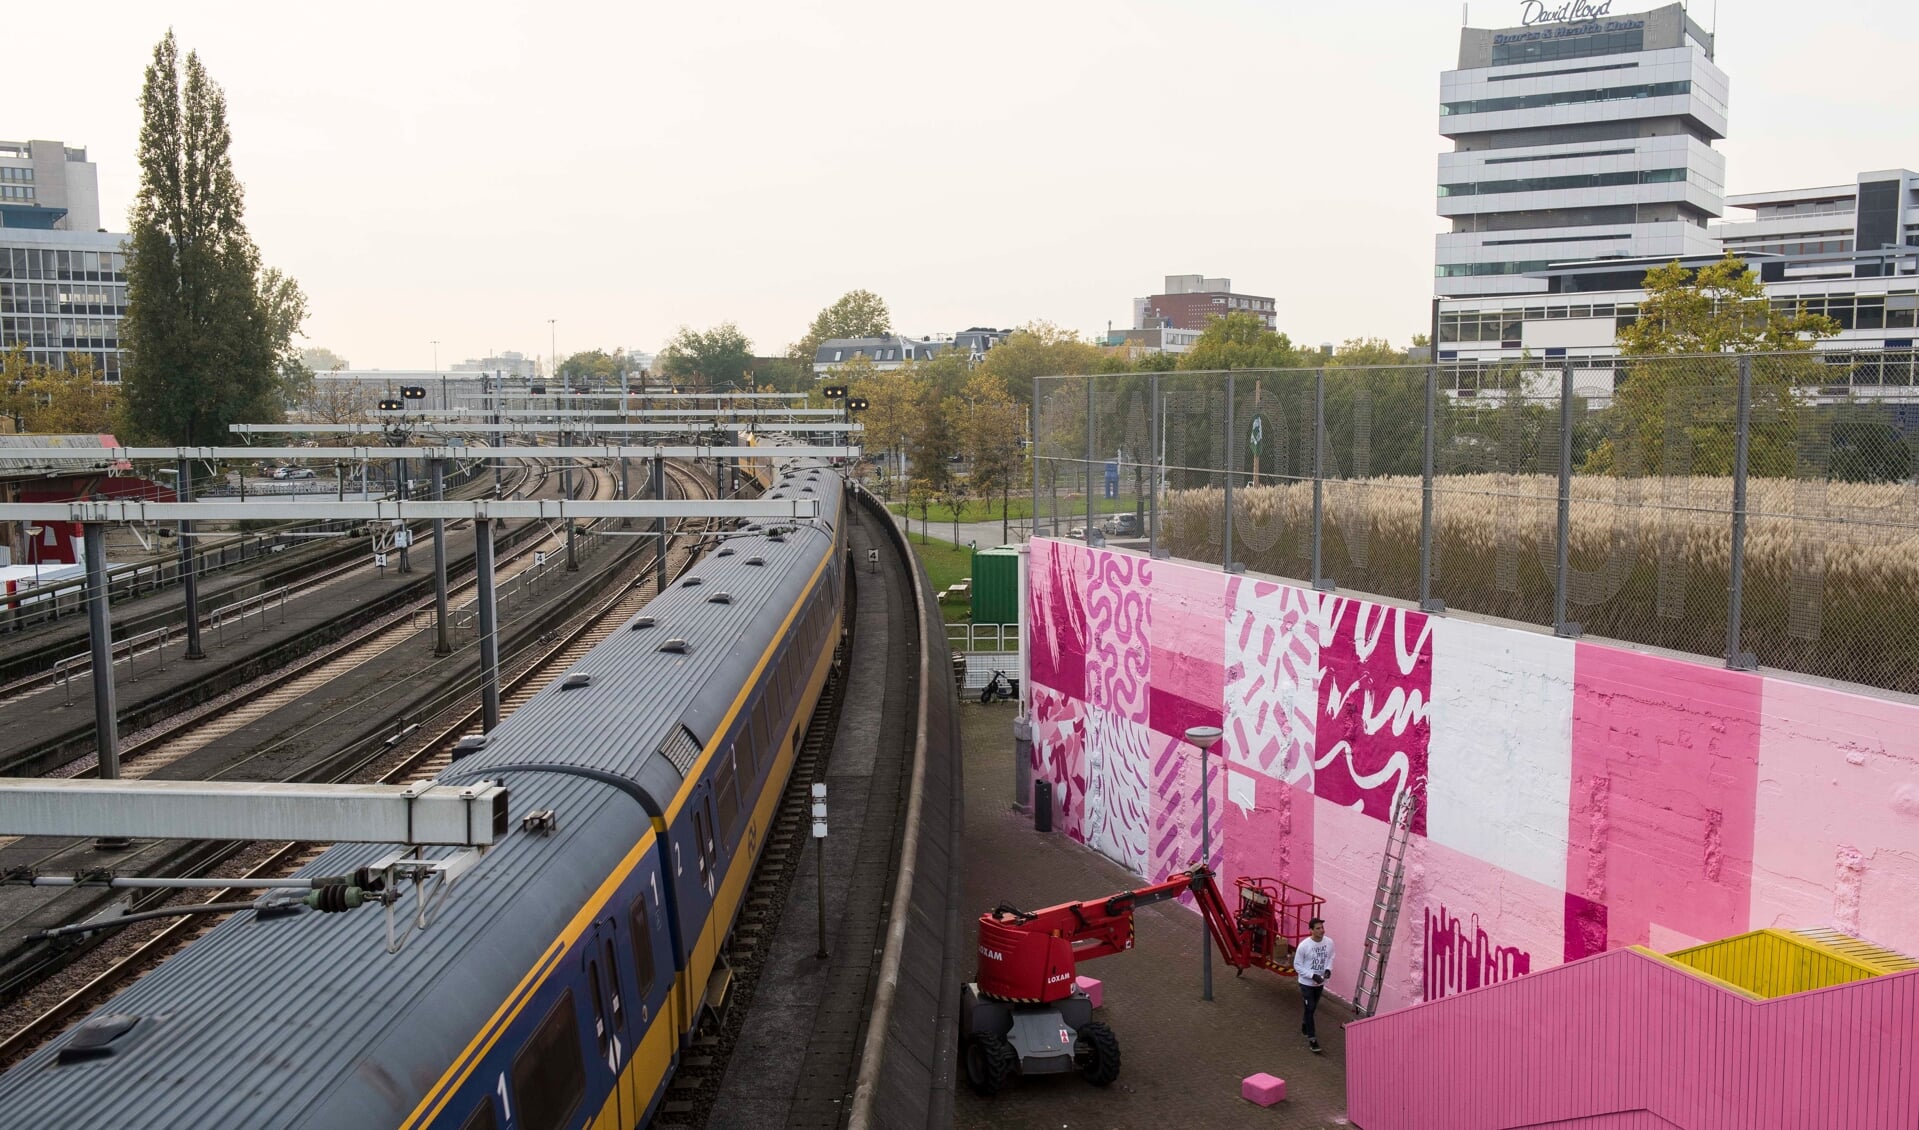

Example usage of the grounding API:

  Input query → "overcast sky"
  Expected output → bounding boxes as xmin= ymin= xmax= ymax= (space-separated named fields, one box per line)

xmin=10 ymin=1 xmax=1915 ymax=369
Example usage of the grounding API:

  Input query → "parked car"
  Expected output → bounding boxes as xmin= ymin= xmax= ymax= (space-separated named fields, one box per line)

xmin=1068 ymin=526 xmax=1086 ymax=539
xmin=284 ymin=467 xmax=317 ymax=479
xmin=1102 ymin=513 xmax=1141 ymax=537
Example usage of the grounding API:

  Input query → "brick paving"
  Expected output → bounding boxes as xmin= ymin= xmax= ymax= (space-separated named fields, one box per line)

xmin=955 ymin=700 xmax=1358 ymax=1129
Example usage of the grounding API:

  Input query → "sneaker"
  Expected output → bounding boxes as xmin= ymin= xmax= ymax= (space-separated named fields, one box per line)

xmin=1308 ymin=1039 xmax=1322 ymax=1054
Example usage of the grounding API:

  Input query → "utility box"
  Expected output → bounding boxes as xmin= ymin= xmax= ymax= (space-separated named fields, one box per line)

xmin=970 ymin=547 xmax=1021 ymax=626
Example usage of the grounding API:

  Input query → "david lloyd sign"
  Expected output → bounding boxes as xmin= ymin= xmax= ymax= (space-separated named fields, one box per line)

xmin=1519 ymin=0 xmax=1613 ymax=22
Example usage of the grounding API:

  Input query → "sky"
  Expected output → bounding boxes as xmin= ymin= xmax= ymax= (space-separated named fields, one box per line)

xmin=9 ymin=1 xmax=1916 ymax=370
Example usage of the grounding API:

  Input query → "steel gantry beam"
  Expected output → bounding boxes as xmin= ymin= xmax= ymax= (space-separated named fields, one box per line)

xmin=0 ymin=498 xmax=821 ymax=522
xmin=462 ymin=391 xmax=808 ymax=401
xmin=230 ymin=422 xmax=860 ymax=436
xmin=18 ymin=444 xmax=859 ymax=462
xmin=0 ymin=778 xmax=509 ymax=847
xmin=397 ymin=408 xmax=843 ymax=419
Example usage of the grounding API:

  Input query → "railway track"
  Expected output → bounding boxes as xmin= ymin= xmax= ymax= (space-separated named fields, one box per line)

xmin=0 ymin=458 xmax=725 ymax=1070
xmin=0 ymin=458 xmax=550 ymax=707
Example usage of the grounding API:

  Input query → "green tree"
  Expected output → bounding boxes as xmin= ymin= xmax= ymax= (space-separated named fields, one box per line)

xmin=658 ymin=323 xmax=754 ymax=391
xmin=1179 ymin=311 xmax=1303 ymax=371
xmin=1586 ymin=254 xmax=1838 ymax=475
xmin=120 ymin=31 xmax=302 ymax=444
xmin=558 ymin=349 xmax=621 ymax=386
xmin=791 ymin=289 xmax=892 ymax=376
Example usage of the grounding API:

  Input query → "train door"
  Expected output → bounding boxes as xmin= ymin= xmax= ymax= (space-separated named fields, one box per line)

xmin=580 ymin=919 xmax=626 ymax=1128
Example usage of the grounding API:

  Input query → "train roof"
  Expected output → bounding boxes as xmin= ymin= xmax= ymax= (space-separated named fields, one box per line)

xmin=0 ymin=461 xmax=845 ymax=1129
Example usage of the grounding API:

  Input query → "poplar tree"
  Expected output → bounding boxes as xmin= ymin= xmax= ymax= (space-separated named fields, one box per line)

xmin=121 ymin=31 xmax=300 ymax=444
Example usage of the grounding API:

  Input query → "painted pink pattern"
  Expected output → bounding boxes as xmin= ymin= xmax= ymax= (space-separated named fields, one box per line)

xmin=1423 ymin=902 xmax=1532 ymax=1002
xmin=1149 ymin=732 xmax=1224 ymax=895
xmin=1144 ymin=558 xmax=1226 ymax=738
xmin=1219 ymin=768 xmax=1315 ymax=898
xmin=1312 ymin=595 xmax=1433 ymax=835
xmin=1084 ymin=551 xmax=1152 ymax=725
xmin=1029 ymin=540 xmax=1089 ymax=701
xmin=1223 ymin=576 xmax=1323 ymax=786
xmin=1081 ymin=706 xmax=1155 ymax=875
xmin=1029 ymin=686 xmax=1089 ymax=841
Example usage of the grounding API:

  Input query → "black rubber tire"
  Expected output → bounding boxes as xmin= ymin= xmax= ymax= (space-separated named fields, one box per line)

xmin=963 ymin=1033 xmax=1020 ymax=1096
xmin=1075 ymin=1020 xmax=1122 ymax=1086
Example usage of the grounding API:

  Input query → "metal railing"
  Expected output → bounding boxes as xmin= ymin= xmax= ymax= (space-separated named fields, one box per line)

xmin=1036 ymin=355 xmax=1919 ymax=694
xmin=211 ymin=587 xmax=289 ymax=646
xmin=945 ymin=622 xmax=1019 ymax=652
xmin=54 ymin=625 xmax=173 ymax=704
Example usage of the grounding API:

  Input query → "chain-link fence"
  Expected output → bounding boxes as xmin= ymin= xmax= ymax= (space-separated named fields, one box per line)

xmin=1033 ymin=356 xmax=1919 ymax=694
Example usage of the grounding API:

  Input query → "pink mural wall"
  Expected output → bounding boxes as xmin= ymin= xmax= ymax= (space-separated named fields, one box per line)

xmin=1025 ymin=538 xmax=1919 ymax=1014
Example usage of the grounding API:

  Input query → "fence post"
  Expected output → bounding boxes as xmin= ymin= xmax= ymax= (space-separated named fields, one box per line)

xmin=1554 ymin=360 xmax=1580 ymax=638
xmin=1032 ymin=375 xmax=1042 ymax=541
xmin=1085 ymin=375 xmax=1096 ymax=544
xmin=1725 ymin=355 xmax=1757 ymax=670
xmin=1311 ymin=367 xmax=1329 ymax=590
xmin=1224 ymin=372 xmax=1237 ymax=571
xmin=1149 ymin=372 xmax=1162 ymax=559
xmin=1419 ymin=364 xmax=1443 ymax=611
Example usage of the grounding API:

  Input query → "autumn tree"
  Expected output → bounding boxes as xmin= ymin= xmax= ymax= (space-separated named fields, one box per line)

xmin=791 ymin=290 xmax=891 ymax=376
xmin=2 ymin=347 xmax=118 ymax=433
xmin=300 ymin=346 xmax=350 ymax=372
xmin=957 ymin=369 xmax=1027 ymax=542
xmin=1585 ymin=254 xmax=1838 ymax=476
xmin=120 ymin=31 xmax=307 ymax=444
xmin=975 ymin=322 xmax=1102 ymax=402
xmin=658 ymin=323 xmax=754 ymax=391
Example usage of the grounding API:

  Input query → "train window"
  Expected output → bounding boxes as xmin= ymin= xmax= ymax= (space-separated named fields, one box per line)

xmin=586 ymin=959 xmax=609 ymax=1058
xmin=510 ymin=991 xmax=585 ymax=1130
xmin=749 ymin=702 xmax=769 ymax=779
xmin=714 ymin=745 xmax=740 ymax=840
xmin=629 ymin=899 xmax=656 ymax=999
xmin=602 ymin=935 xmax=625 ymax=1030
xmin=459 ymin=1098 xmax=498 ymax=1130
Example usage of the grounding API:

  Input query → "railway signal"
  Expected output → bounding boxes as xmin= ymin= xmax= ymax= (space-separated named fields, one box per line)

xmin=401 ymin=385 xmax=427 ymax=400
xmin=813 ymin=781 xmax=829 ymax=960
xmin=821 ymin=385 xmax=847 ymax=401
xmin=378 ymin=398 xmax=404 ymax=412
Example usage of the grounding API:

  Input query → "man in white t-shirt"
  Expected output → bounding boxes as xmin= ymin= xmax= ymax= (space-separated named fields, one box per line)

xmin=1293 ymin=917 xmax=1334 ymax=1053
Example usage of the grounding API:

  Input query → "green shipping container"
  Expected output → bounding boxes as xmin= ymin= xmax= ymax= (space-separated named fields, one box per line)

xmin=970 ymin=547 xmax=1022 ymax=626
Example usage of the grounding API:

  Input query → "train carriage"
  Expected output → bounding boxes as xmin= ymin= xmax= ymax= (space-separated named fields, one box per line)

xmin=0 ymin=462 xmax=848 ymax=1130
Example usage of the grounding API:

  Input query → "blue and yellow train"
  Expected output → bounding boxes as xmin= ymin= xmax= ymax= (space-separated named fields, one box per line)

xmin=0 ymin=461 xmax=848 ymax=1130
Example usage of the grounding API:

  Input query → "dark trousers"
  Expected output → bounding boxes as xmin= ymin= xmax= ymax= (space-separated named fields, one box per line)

xmin=1300 ymin=982 xmax=1324 ymax=1039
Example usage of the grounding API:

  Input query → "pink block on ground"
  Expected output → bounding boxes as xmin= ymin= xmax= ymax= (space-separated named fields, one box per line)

xmin=1241 ymin=1072 xmax=1287 ymax=1106
xmin=1073 ymin=975 xmax=1102 ymax=1008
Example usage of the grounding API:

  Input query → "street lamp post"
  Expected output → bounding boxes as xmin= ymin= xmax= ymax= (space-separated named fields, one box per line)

xmin=1184 ymin=724 xmax=1223 ymax=1002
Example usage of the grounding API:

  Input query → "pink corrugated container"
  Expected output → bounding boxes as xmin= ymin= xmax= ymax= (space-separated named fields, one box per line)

xmin=1347 ymin=948 xmax=1919 ymax=1130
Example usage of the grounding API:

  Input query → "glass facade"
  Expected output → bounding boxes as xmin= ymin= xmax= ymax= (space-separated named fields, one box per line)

xmin=1441 ymin=80 xmax=1692 ymax=118
xmin=1490 ymin=28 xmax=1645 ymax=67
xmin=1441 ymin=167 xmax=1687 ymax=198
xmin=0 ymin=243 xmax=129 ymax=380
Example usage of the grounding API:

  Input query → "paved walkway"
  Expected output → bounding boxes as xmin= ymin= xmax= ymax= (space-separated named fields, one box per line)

xmin=955 ymin=700 xmax=1357 ymax=1129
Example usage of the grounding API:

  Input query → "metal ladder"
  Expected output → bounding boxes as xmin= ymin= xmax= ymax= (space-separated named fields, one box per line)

xmin=1352 ymin=785 xmax=1416 ymax=1019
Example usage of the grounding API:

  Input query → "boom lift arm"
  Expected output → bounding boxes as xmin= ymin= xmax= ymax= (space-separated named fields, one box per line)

xmin=975 ymin=865 xmax=1321 ymax=1004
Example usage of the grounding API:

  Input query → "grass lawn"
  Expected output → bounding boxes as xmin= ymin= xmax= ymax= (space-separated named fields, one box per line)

xmin=905 ymin=531 xmax=977 ymax=623
xmin=888 ymin=494 xmax=1142 ymax=526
